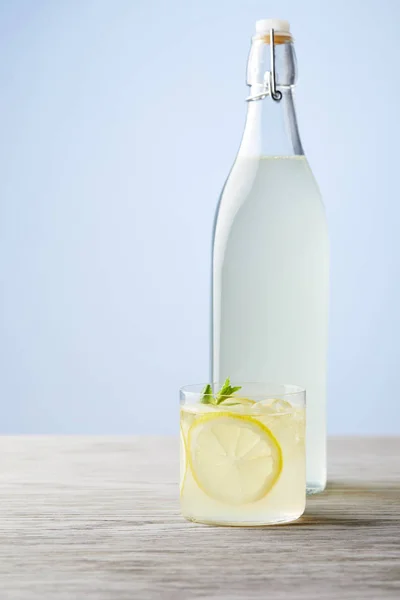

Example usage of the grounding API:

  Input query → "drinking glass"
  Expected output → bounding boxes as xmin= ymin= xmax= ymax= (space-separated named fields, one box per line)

xmin=180 ymin=382 xmax=306 ymax=526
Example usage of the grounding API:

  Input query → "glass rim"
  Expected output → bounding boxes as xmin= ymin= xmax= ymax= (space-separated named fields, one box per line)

xmin=180 ymin=382 xmax=305 ymax=399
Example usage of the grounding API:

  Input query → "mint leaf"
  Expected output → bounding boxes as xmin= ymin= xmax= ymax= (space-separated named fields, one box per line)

xmin=215 ymin=378 xmax=242 ymax=405
xmin=229 ymin=386 xmax=242 ymax=395
xmin=215 ymin=378 xmax=231 ymax=400
xmin=200 ymin=383 xmax=214 ymax=404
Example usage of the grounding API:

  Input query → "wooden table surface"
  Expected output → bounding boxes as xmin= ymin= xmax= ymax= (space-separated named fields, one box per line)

xmin=0 ymin=436 xmax=399 ymax=600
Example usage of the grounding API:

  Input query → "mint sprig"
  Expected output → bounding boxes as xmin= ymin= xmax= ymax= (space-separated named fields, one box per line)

xmin=200 ymin=378 xmax=242 ymax=405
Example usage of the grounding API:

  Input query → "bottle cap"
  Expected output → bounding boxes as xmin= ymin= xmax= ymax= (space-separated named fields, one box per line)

xmin=255 ymin=19 xmax=290 ymax=34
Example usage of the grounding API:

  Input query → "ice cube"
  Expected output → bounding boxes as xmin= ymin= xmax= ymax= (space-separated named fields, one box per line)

xmin=254 ymin=398 xmax=293 ymax=414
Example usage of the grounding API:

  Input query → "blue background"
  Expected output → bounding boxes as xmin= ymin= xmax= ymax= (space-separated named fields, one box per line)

xmin=1 ymin=0 xmax=399 ymax=434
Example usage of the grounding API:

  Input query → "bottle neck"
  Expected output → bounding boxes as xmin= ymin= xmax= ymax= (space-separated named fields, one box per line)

xmin=238 ymin=33 xmax=303 ymax=158
xmin=239 ymin=89 xmax=303 ymax=157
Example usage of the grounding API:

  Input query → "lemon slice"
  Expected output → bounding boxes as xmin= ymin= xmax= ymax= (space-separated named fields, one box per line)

xmin=188 ymin=413 xmax=282 ymax=505
xmin=180 ymin=424 xmax=187 ymax=495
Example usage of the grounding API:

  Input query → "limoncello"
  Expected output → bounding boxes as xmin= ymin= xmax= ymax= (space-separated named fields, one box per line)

xmin=212 ymin=19 xmax=329 ymax=494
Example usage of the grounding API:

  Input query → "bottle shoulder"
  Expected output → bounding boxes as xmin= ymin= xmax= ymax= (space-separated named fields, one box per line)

xmin=216 ymin=156 xmax=324 ymax=216
xmin=212 ymin=155 xmax=328 ymax=252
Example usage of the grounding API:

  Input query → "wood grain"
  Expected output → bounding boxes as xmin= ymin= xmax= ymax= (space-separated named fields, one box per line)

xmin=0 ymin=436 xmax=399 ymax=599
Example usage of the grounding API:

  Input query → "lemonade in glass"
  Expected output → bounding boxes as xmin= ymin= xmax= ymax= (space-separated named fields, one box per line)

xmin=180 ymin=381 xmax=306 ymax=526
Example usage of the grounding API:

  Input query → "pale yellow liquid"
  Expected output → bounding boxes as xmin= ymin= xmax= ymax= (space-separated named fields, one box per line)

xmin=212 ymin=156 xmax=329 ymax=494
xmin=180 ymin=401 xmax=305 ymax=526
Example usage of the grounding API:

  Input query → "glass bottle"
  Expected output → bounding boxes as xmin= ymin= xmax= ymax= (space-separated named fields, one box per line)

xmin=211 ymin=19 xmax=329 ymax=494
